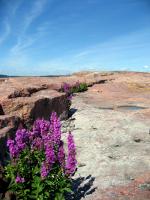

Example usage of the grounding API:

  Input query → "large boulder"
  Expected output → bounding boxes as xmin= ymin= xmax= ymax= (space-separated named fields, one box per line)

xmin=1 ymin=90 xmax=69 ymax=124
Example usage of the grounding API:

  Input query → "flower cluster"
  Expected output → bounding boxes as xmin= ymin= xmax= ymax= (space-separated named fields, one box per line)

xmin=66 ymin=132 xmax=77 ymax=175
xmin=7 ymin=129 xmax=29 ymax=158
xmin=15 ymin=176 xmax=25 ymax=183
xmin=62 ymin=82 xmax=71 ymax=94
xmin=61 ymin=81 xmax=88 ymax=99
xmin=61 ymin=82 xmax=73 ymax=101
xmin=6 ymin=112 xmax=77 ymax=184
xmin=50 ymin=112 xmax=61 ymax=146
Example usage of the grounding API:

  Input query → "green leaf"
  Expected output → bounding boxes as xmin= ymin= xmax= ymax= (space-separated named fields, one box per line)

xmin=55 ymin=193 xmax=65 ymax=200
xmin=63 ymin=187 xmax=72 ymax=193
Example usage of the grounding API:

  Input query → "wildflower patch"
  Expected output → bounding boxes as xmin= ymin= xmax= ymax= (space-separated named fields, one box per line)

xmin=5 ymin=112 xmax=77 ymax=200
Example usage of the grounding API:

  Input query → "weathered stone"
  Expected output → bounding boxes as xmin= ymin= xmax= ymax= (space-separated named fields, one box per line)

xmin=1 ymin=90 xmax=69 ymax=124
xmin=0 ymin=104 xmax=4 ymax=115
xmin=8 ymin=85 xmax=48 ymax=99
xmin=4 ymin=191 xmax=16 ymax=200
xmin=0 ymin=115 xmax=20 ymax=129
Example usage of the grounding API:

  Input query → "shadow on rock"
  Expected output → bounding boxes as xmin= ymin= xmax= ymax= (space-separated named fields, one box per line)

xmin=66 ymin=175 xmax=97 ymax=200
xmin=68 ymin=108 xmax=78 ymax=118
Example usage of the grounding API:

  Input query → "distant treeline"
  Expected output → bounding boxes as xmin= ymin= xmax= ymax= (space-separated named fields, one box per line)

xmin=0 ymin=74 xmax=9 ymax=78
xmin=0 ymin=74 xmax=71 ymax=78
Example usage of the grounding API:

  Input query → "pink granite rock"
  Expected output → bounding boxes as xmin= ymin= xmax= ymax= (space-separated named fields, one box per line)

xmin=1 ymin=90 xmax=69 ymax=124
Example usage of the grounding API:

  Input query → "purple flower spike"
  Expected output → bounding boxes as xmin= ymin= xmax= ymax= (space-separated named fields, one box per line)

xmin=15 ymin=176 xmax=25 ymax=183
xmin=7 ymin=111 xmax=77 ymax=184
xmin=62 ymin=82 xmax=73 ymax=100
xmin=62 ymin=82 xmax=71 ymax=93
xmin=66 ymin=132 xmax=77 ymax=176
xmin=50 ymin=112 xmax=62 ymax=146
xmin=15 ymin=129 xmax=29 ymax=152
xmin=40 ymin=162 xmax=49 ymax=179
xmin=33 ymin=119 xmax=50 ymax=136
xmin=58 ymin=141 xmax=65 ymax=169
xmin=45 ymin=144 xmax=55 ymax=166
xmin=7 ymin=139 xmax=19 ymax=158
xmin=31 ymin=137 xmax=43 ymax=150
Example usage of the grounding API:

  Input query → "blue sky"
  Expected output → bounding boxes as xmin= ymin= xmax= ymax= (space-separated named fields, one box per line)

xmin=0 ymin=0 xmax=150 ymax=75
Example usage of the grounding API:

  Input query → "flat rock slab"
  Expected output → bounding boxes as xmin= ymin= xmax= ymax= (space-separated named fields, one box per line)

xmin=67 ymin=74 xmax=150 ymax=200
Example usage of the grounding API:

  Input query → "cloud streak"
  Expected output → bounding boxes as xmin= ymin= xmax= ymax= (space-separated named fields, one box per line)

xmin=0 ymin=0 xmax=23 ymax=46
xmin=143 ymin=65 xmax=150 ymax=69
xmin=11 ymin=0 xmax=23 ymax=15
xmin=0 ymin=20 xmax=10 ymax=45
xmin=23 ymin=0 xmax=48 ymax=32
xmin=10 ymin=0 xmax=48 ymax=55
xmin=74 ymin=28 xmax=150 ymax=59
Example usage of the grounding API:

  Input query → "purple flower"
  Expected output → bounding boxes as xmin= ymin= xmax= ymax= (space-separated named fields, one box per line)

xmin=33 ymin=119 xmax=50 ymax=136
xmin=45 ymin=143 xmax=55 ymax=165
xmin=58 ymin=141 xmax=65 ymax=169
xmin=40 ymin=162 xmax=49 ymax=179
xmin=7 ymin=112 xmax=77 ymax=183
xmin=15 ymin=129 xmax=29 ymax=152
xmin=15 ymin=176 xmax=25 ymax=183
xmin=65 ymin=132 xmax=77 ymax=176
xmin=62 ymin=82 xmax=71 ymax=93
xmin=31 ymin=137 xmax=43 ymax=150
xmin=7 ymin=139 xmax=19 ymax=158
xmin=7 ymin=139 xmax=14 ymax=147
xmin=50 ymin=112 xmax=62 ymax=146
xmin=61 ymin=82 xmax=73 ymax=102
xmin=15 ymin=129 xmax=29 ymax=143
xmin=7 ymin=129 xmax=30 ymax=158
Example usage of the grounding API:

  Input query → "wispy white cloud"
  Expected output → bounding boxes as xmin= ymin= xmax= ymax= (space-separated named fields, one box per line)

xmin=11 ymin=36 xmax=37 ymax=55
xmin=0 ymin=0 xmax=23 ymax=46
xmin=143 ymin=65 xmax=150 ymax=69
xmin=0 ymin=20 xmax=10 ymax=45
xmin=30 ymin=27 xmax=150 ymax=74
xmin=23 ymin=0 xmax=48 ymax=32
xmin=74 ymin=27 xmax=150 ymax=59
xmin=11 ymin=0 xmax=23 ymax=15
xmin=2 ymin=0 xmax=23 ymax=16
xmin=74 ymin=50 xmax=91 ymax=58
xmin=2 ymin=2 xmax=150 ymax=75
xmin=10 ymin=0 xmax=48 ymax=55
